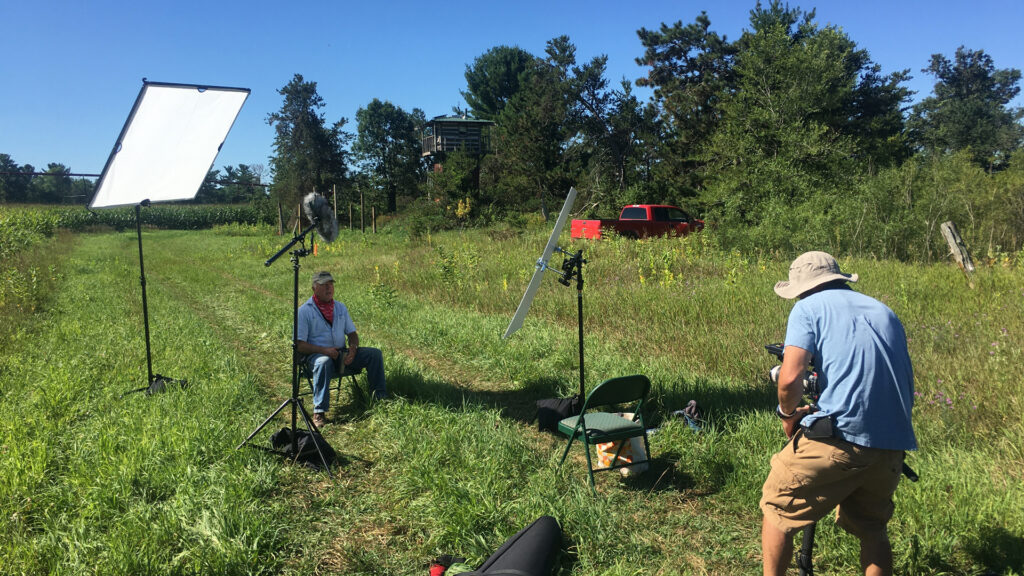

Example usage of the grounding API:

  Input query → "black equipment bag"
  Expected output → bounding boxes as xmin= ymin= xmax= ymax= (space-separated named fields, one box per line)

xmin=463 ymin=515 xmax=562 ymax=576
xmin=536 ymin=397 xmax=580 ymax=432
xmin=270 ymin=427 xmax=337 ymax=471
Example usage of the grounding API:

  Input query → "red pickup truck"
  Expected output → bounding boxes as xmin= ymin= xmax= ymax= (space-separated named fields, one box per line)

xmin=570 ymin=205 xmax=704 ymax=239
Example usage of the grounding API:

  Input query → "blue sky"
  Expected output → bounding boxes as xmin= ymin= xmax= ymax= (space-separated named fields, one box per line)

xmin=2 ymin=0 xmax=1022 ymax=178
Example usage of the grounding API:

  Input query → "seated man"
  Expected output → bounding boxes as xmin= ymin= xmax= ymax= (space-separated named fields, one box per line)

xmin=296 ymin=270 xmax=388 ymax=427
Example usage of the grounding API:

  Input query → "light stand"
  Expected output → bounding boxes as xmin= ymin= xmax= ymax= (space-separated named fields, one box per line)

xmin=236 ymin=225 xmax=333 ymax=474
xmin=556 ymin=248 xmax=587 ymax=399
xmin=122 ymin=199 xmax=188 ymax=396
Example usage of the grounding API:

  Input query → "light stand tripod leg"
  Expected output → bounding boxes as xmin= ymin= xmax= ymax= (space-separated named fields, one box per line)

xmin=237 ymin=397 xmax=293 ymax=450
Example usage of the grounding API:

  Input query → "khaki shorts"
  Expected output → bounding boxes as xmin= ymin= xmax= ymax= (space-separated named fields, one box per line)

xmin=760 ymin=429 xmax=905 ymax=539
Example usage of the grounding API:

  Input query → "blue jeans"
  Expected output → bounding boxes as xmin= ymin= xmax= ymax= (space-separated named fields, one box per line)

xmin=307 ymin=347 xmax=387 ymax=412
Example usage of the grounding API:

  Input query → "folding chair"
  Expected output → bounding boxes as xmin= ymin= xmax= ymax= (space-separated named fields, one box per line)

xmin=557 ymin=374 xmax=651 ymax=492
xmin=296 ymin=354 xmax=365 ymax=406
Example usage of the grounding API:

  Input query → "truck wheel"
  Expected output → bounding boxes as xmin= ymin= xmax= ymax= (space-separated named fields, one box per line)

xmin=620 ymin=231 xmax=639 ymax=240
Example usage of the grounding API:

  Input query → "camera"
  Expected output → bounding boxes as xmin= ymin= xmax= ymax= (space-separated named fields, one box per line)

xmin=764 ymin=343 xmax=820 ymax=401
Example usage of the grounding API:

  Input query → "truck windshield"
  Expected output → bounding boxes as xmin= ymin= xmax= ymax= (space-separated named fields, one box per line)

xmin=621 ymin=207 xmax=647 ymax=220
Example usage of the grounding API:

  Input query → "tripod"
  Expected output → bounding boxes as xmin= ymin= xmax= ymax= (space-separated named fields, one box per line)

xmin=237 ymin=226 xmax=332 ymax=474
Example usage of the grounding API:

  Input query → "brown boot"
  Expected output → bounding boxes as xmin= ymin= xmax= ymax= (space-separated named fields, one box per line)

xmin=312 ymin=413 xmax=327 ymax=428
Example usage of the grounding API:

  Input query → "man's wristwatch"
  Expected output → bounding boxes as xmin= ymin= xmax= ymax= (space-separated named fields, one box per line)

xmin=776 ymin=404 xmax=798 ymax=419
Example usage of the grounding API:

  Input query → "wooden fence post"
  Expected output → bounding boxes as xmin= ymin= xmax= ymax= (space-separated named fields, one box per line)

xmin=372 ymin=206 xmax=376 ymax=233
xmin=940 ymin=221 xmax=975 ymax=288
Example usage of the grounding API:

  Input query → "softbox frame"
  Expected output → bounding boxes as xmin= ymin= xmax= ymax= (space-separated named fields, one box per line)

xmin=90 ymin=80 xmax=249 ymax=208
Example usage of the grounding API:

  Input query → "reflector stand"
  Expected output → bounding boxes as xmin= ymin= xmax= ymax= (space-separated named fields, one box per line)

xmin=89 ymin=80 xmax=249 ymax=396
xmin=120 ymin=200 xmax=188 ymax=397
xmin=503 ymin=188 xmax=589 ymax=399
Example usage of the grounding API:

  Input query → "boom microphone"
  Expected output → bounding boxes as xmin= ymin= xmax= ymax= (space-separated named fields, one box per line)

xmin=302 ymin=192 xmax=338 ymax=243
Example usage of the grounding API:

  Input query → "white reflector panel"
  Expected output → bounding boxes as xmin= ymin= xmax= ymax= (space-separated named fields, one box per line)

xmin=503 ymin=187 xmax=577 ymax=339
xmin=89 ymin=81 xmax=249 ymax=208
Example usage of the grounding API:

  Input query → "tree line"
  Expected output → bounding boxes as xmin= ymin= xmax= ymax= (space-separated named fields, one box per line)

xmin=0 ymin=157 xmax=267 ymax=206
xmin=4 ymin=2 xmax=1022 ymax=259
xmin=266 ymin=2 xmax=1024 ymax=259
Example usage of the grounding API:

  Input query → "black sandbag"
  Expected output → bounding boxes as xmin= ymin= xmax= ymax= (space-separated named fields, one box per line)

xmin=270 ymin=427 xmax=336 ymax=471
xmin=463 ymin=515 xmax=561 ymax=576
xmin=536 ymin=397 xmax=580 ymax=432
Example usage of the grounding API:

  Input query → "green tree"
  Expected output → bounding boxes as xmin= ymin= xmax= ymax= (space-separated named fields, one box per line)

xmin=847 ymin=64 xmax=913 ymax=173
xmin=487 ymin=36 xmax=584 ymax=216
xmin=221 ymin=164 xmax=265 ymax=202
xmin=0 ymin=154 xmax=34 ymax=203
xmin=194 ymin=168 xmax=223 ymax=203
xmin=462 ymin=46 xmax=536 ymax=121
xmin=1 ymin=154 xmax=20 ymax=202
xmin=425 ymin=148 xmax=478 ymax=207
xmin=575 ymin=73 xmax=656 ymax=203
xmin=908 ymin=46 xmax=1024 ymax=171
xmin=353 ymin=99 xmax=425 ymax=213
xmin=28 ymin=163 xmax=72 ymax=204
xmin=267 ymin=74 xmax=350 ymax=209
xmin=701 ymin=3 xmax=879 ymax=252
xmin=635 ymin=12 xmax=737 ymax=197
xmin=69 ymin=177 xmax=94 ymax=205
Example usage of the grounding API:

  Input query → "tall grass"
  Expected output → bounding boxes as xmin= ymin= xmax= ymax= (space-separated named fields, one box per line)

xmin=1 ymin=222 xmax=1021 ymax=574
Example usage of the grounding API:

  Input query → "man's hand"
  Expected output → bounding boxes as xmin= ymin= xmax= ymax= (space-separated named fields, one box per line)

xmin=296 ymin=340 xmax=339 ymax=360
xmin=344 ymin=331 xmax=360 ymax=366
xmin=782 ymin=405 xmax=814 ymax=438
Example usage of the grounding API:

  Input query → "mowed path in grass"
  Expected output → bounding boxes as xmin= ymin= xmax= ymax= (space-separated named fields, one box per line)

xmin=2 ymin=226 xmax=1022 ymax=575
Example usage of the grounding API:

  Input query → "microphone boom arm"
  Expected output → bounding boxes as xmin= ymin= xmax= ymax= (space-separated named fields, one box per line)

xmin=265 ymin=224 xmax=316 ymax=267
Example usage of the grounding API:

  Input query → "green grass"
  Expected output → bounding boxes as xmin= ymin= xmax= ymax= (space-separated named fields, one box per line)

xmin=1 ymin=222 xmax=1022 ymax=575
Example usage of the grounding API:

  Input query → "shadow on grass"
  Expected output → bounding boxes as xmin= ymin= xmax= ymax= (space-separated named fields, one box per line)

xmin=381 ymin=365 xmax=566 ymax=426
xmin=620 ymin=457 xmax=698 ymax=494
xmin=646 ymin=373 xmax=776 ymax=428
xmin=382 ymin=363 xmax=776 ymax=433
xmin=964 ymin=525 xmax=1024 ymax=574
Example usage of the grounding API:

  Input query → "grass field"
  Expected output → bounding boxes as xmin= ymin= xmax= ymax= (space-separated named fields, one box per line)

xmin=1 ymin=221 xmax=1022 ymax=575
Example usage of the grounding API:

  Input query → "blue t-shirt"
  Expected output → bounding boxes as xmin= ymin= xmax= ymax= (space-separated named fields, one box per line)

xmin=297 ymin=297 xmax=357 ymax=349
xmin=785 ymin=287 xmax=917 ymax=450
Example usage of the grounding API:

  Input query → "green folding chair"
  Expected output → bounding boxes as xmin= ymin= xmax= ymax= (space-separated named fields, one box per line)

xmin=557 ymin=374 xmax=652 ymax=492
xmin=296 ymin=354 xmax=365 ymax=405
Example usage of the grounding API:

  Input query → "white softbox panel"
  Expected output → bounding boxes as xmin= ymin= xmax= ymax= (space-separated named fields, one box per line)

xmin=89 ymin=80 xmax=249 ymax=208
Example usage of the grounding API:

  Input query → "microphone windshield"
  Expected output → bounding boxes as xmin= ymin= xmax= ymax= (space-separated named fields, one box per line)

xmin=302 ymin=192 xmax=338 ymax=243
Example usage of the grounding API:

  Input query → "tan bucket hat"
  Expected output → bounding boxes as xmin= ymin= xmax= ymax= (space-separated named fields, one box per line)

xmin=774 ymin=251 xmax=858 ymax=299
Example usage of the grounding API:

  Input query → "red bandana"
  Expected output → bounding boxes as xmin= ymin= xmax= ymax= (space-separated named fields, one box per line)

xmin=313 ymin=294 xmax=334 ymax=325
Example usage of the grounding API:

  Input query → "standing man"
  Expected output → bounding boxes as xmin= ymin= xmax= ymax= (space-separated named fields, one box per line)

xmin=761 ymin=252 xmax=916 ymax=576
xmin=296 ymin=271 xmax=388 ymax=428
